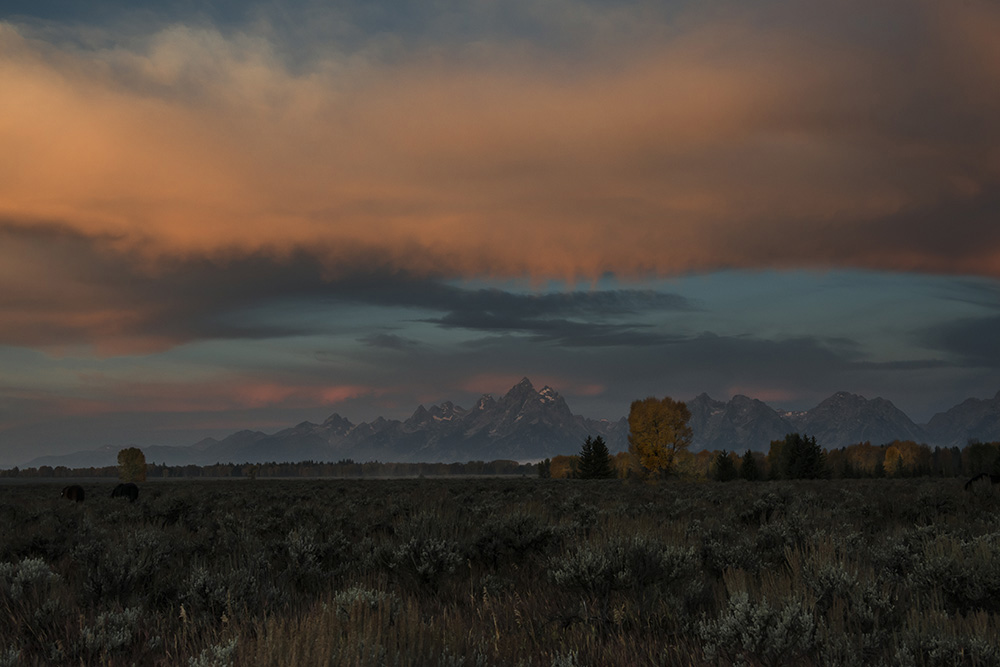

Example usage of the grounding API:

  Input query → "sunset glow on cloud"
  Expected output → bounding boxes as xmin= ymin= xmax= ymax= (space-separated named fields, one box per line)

xmin=4 ymin=3 xmax=1000 ymax=281
xmin=1 ymin=0 xmax=999 ymax=464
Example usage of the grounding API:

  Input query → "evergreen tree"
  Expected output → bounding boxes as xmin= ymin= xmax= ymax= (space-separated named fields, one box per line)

xmin=740 ymin=450 xmax=760 ymax=481
xmin=713 ymin=450 xmax=738 ymax=481
xmin=778 ymin=433 xmax=827 ymax=479
xmin=578 ymin=436 xmax=616 ymax=479
xmin=537 ymin=458 xmax=552 ymax=478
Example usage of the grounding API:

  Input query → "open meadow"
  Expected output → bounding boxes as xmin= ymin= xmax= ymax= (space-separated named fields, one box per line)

xmin=2 ymin=477 xmax=1000 ymax=666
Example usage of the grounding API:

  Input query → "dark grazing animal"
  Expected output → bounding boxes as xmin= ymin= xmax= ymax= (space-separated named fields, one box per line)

xmin=964 ymin=472 xmax=1000 ymax=491
xmin=111 ymin=482 xmax=139 ymax=502
xmin=61 ymin=485 xmax=85 ymax=502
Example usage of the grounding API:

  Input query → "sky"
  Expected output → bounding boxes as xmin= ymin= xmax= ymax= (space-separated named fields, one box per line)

xmin=1 ymin=0 xmax=999 ymax=465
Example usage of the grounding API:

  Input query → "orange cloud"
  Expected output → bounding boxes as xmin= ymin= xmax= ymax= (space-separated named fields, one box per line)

xmin=1 ymin=1 xmax=999 ymax=353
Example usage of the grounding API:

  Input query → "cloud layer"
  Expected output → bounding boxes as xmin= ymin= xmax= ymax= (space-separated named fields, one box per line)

xmin=4 ymin=1 xmax=1000 ymax=298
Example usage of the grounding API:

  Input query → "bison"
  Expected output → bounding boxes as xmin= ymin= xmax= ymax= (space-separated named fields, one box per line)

xmin=61 ymin=485 xmax=85 ymax=502
xmin=111 ymin=482 xmax=139 ymax=502
xmin=964 ymin=472 xmax=1000 ymax=491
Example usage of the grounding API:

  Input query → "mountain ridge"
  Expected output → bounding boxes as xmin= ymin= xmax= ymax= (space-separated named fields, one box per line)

xmin=18 ymin=381 xmax=1000 ymax=468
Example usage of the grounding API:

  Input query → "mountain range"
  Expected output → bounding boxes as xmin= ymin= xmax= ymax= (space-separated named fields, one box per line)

xmin=20 ymin=379 xmax=1000 ymax=468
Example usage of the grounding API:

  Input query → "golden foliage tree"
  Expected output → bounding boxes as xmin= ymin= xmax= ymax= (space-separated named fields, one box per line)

xmin=883 ymin=445 xmax=903 ymax=477
xmin=627 ymin=396 xmax=692 ymax=478
xmin=117 ymin=447 xmax=147 ymax=482
xmin=549 ymin=455 xmax=580 ymax=479
xmin=844 ymin=441 xmax=885 ymax=476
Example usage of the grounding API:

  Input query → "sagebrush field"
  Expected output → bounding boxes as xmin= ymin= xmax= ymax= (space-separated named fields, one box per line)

xmin=2 ymin=477 xmax=999 ymax=666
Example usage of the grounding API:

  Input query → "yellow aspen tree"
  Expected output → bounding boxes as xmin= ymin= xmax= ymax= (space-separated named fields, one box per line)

xmin=117 ymin=447 xmax=147 ymax=482
xmin=627 ymin=396 xmax=692 ymax=479
xmin=883 ymin=445 xmax=903 ymax=477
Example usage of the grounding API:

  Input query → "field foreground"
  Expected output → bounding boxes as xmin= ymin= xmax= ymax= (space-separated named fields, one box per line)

xmin=2 ymin=478 xmax=1000 ymax=666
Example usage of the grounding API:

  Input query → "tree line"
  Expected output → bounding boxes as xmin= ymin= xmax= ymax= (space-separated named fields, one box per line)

xmin=541 ymin=433 xmax=999 ymax=482
xmin=0 ymin=457 xmax=538 ymax=479
xmin=543 ymin=395 xmax=1000 ymax=481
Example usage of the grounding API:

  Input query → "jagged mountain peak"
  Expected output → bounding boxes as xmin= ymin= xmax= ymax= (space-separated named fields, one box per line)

xmin=322 ymin=413 xmax=352 ymax=427
xmin=502 ymin=379 xmax=570 ymax=414
xmin=429 ymin=401 xmax=465 ymax=420
xmin=404 ymin=405 xmax=431 ymax=430
xmin=501 ymin=377 xmax=538 ymax=402
xmin=405 ymin=401 xmax=467 ymax=429
xmin=473 ymin=394 xmax=497 ymax=411
xmin=320 ymin=413 xmax=355 ymax=437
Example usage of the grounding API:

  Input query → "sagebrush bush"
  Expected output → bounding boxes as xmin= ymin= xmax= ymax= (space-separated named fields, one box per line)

xmin=76 ymin=606 xmax=143 ymax=662
xmin=0 ymin=556 xmax=59 ymax=602
xmin=699 ymin=592 xmax=817 ymax=666
xmin=0 ymin=556 xmax=65 ymax=657
xmin=189 ymin=637 xmax=238 ymax=667
xmin=71 ymin=525 xmax=171 ymax=606
xmin=386 ymin=536 xmax=465 ymax=592
xmin=906 ymin=530 xmax=1000 ymax=614
xmin=0 ymin=477 xmax=998 ymax=665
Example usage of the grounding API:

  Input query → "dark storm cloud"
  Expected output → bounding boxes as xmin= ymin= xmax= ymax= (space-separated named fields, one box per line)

xmin=428 ymin=313 xmax=680 ymax=347
xmin=0 ymin=221 xmax=335 ymax=350
xmin=318 ymin=277 xmax=695 ymax=318
xmin=0 ymin=221 xmax=693 ymax=352
xmin=924 ymin=315 xmax=1000 ymax=368
xmin=414 ymin=285 xmax=695 ymax=347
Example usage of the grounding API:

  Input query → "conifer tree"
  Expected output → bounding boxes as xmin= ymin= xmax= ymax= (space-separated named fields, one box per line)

xmin=740 ymin=450 xmax=760 ymax=481
xmin=578 ymin=435 xmax=616 ymax=479
xmin=714 ymin=450 xmax=738 ymax=481
xmin=777 ymin=433 xmax=827 ymax=479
